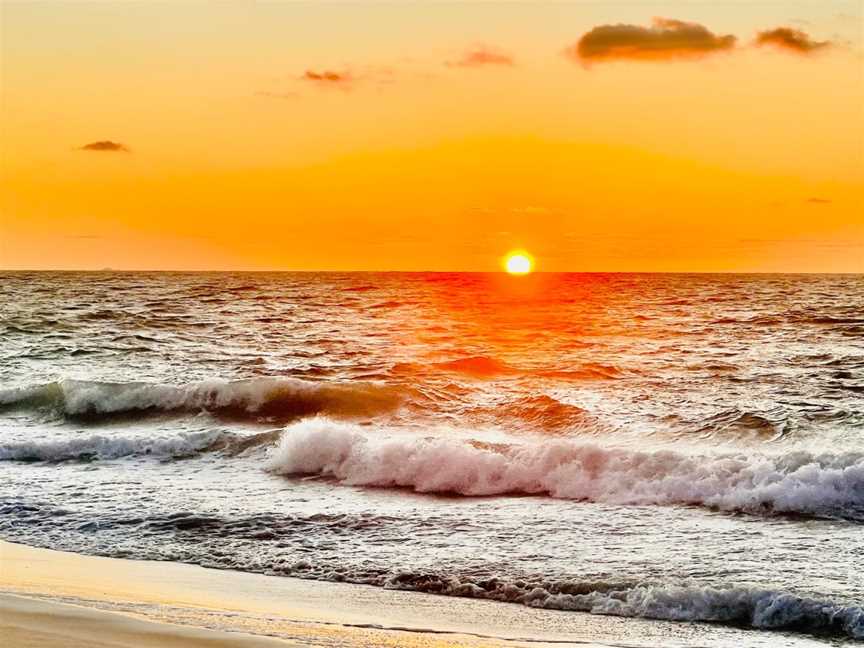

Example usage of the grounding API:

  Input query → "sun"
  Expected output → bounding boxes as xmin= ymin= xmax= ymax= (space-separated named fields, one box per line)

xmin=504 ymin=251 xmax=534 ymax=275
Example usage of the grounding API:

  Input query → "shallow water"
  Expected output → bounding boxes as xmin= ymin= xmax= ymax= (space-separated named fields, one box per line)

xmin=1 ymin=272 xmax=862 ymax=643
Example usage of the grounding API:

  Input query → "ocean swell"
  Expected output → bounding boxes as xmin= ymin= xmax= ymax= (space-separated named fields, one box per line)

xmin=266 ymin=420 xmax=864 ymax=520
xmin=0 ymin=378 xmax=404 ymax=423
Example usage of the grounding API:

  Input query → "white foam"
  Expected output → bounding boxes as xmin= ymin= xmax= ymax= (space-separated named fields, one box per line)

xmin=265 ymin=419 xmax=864 ymax=518
xmin=519 ymin=583 xmax=862 ymax=638
xmin=0 ymin=430 xmax=224 ymax=461
xmin=379 ymin=573 xmax=863 ymax=638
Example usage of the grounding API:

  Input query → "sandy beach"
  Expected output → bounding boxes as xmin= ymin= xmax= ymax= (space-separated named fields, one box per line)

xmin=0 ymin=540 xmax=604 ymax=648
xmin=0 ymin=594 xmax=294 ymax=648
xmin=0 ymin=540 xmax=837 ymax=647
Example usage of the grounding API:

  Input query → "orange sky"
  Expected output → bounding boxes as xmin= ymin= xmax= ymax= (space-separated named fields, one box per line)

xmin=1 ymin=2 xmax=862 ymax=271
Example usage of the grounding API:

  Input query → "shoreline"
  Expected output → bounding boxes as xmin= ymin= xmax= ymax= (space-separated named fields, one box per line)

xmin=0 ymin=540 xmax=606 ymax=647
xmin=0 ymin=540 xmax=834 ymax=647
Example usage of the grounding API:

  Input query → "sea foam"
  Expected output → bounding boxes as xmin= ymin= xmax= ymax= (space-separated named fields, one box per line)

xmin=266 ymin=419 xmax=864 ymax=520
xmin=0 ymin=430 xmax=226 ymax=462
xmin=382 ymin=576 xmax=864 ymax=639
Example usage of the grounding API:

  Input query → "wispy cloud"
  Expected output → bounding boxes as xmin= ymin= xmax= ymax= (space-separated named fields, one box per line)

xmin=297 ymin=67 xmax=399 ymax=91
xmin=755 ymin=27 xmax=831 ymax=54
xmin=79 ymin=140 xmax=129 ymax=153
xmin=806 ymin=197 xmax=832 ymax=204
xmin=567 ymin=18 xmax=736 ymax=63
xmin=301 ymin=69 xmax=352 ymax=84
xmin=446 ymin=46 xmax=515 ymax=68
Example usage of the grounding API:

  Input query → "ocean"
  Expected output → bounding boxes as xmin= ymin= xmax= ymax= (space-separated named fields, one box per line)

xmin=1 ymin=271 xmax=862 ymax=643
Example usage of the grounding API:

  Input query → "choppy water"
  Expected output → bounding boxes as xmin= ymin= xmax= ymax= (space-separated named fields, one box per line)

xmin=1 ymin=272 xmax=862 ymax=643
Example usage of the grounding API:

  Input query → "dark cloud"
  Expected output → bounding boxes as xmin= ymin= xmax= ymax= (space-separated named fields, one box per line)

xmin=756 ymin=27 xmax=831 ymax=54
xmin=806 ymin=197 xmax=832 ymax=204
xmin=79 ymin=141 xmax=129 ymax=152
xmin=446 ymin=46 xmax=515 ymax=68
xmin=567 ymin=18 xmax=736 ymax=63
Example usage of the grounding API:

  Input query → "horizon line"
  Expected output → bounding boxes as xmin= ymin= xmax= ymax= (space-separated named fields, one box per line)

xmin=2 ymin=269 xmax=861 ymax=275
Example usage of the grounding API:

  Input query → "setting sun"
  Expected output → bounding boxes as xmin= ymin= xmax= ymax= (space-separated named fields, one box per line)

xmin=504 ymin=252 xmax=534 ymax=275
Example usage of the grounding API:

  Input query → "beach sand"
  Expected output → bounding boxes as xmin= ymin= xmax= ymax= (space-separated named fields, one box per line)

xmin=0 ymin=540 xmax=613 ymax=647
xmin=0 ymin=541 xmax=829 ymax=647
xmin=0 ymin=593 xmax=294 ymax=648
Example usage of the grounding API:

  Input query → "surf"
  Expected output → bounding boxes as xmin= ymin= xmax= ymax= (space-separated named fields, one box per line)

xmin=265 ymin=419 xmax=864 ymax=521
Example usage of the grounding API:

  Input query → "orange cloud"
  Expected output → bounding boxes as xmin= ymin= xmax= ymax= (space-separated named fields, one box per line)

xmin=301 ymin=69 xmax=352 ymax=84
xmin=446 ymin=46 xmax=515 ymax=68
xmin=756 ymin=27 xmax=831 ymax=54
xmin=568 ymin=18 xmax=736 ymax=63
xmin=79 ymin=140 xmax=129 ymax=152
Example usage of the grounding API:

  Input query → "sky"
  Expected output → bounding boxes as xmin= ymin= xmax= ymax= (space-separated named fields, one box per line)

xmin=1 ymin=1 xmax=862 ymax=271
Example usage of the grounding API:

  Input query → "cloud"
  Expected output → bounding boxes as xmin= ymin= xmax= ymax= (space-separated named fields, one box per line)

xmin=291 ymin=66 xmax=401 ymax=93
xmin=806 ymin=197 xmax=832 ymax=204
xmin=79 ymin=141 xmax=129 ymax=152
xmin=446 ymin=46 xmax=515 ymax=68
xmin=301 ymin=69 xmax=352 ymax=85
xmin=756 ymin=27 xmax=831 ymax=54
xmin=567 ymin=18 xmax=736 ymax=63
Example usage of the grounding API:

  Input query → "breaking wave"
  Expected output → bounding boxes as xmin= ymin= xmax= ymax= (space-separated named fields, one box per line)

xmin=0 ymin=429 xmax=280 ymax=462
xmin=0 ymin=431 xmax=225 ymax=462
xmin=0 ymin=378 xmax=404 ymax=423
xmin=381 ymin=577 xmax=863 ymax=640
xmin=266 ymin=420 xmax=864 ymax=521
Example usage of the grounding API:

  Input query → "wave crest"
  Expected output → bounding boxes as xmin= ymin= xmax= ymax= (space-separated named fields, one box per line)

xmin=265 ymin=420 xmax=864 ymax=520
xmin=0 ymin=428 xmax=282 ymax=462
xmin=0 ymin=431 xmax=224 ymax=462
xmin=0 ymin=378 xmax=404 ymax=423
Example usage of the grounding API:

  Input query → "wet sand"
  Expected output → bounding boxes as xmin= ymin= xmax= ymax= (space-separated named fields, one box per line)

xmin=0 ymin=541 xmax=599 ymax=647
xmin=0 ymin=541 xmax=828 ymax=647
xmin=0 ymin=593 xmax=293 ymax=648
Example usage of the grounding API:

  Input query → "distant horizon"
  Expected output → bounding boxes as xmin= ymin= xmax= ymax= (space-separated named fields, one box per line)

xmin=2 ymin=268 xmax=861 ymax=275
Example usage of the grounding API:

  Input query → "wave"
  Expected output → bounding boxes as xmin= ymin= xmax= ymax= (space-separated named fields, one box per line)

xmin=0 ymin=428 xmax=281 ymax=462
xmin=0 ymin=378 xmax=404 ymax=423
xmin=471 ymin=395 xmax=599 ymax=433
xmin=694 ymin=408 xmax=790 ymax=441
xmin=266 ymin=420 xmax=864 ymax=521
xmin=712 ymin=313 xmax=864 ymax=327
xmin=521 ymin=584 xmax=863 ymax=639
xmin=0 ymin=431 xmax=224 ymax=462
xmin=382 ymin=576 xmax=863 ymax=640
